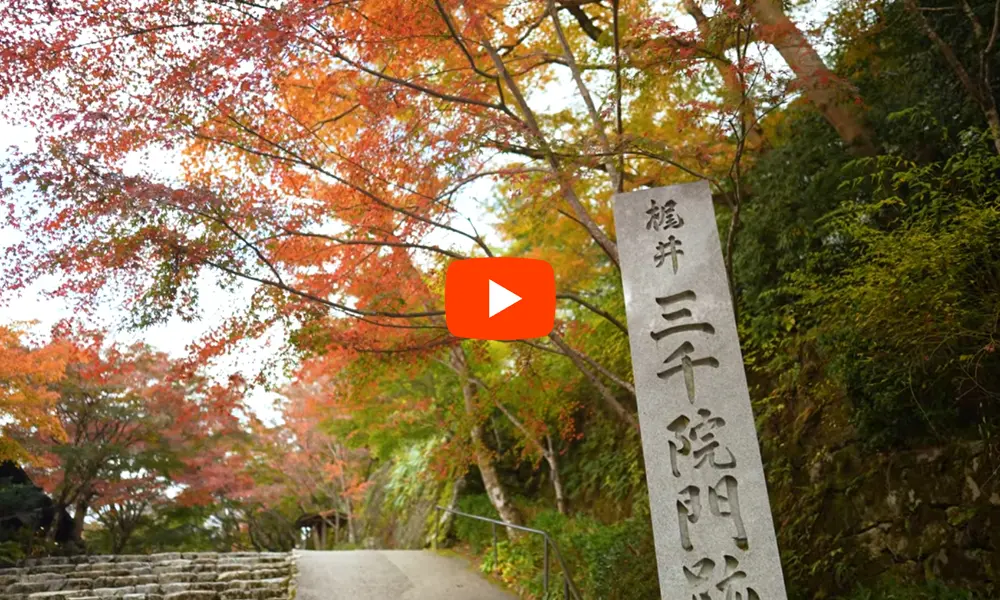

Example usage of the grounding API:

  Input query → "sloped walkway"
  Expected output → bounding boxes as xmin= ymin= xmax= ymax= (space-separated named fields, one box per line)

xmin=293 ymin=550 xmax=515 ymax=600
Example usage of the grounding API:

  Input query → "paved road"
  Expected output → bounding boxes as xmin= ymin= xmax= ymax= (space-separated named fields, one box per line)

xmin=294 ymin=550 xmax=517 ymax=600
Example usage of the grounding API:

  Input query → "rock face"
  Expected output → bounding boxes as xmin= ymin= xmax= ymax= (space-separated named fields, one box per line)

xmin=0 ymin=553 xmax=296 ymax=600
xmin=772 ymin=439 xmax=1000 ymax=596
xmin=359 ymin=453 xmax=445 ymax=550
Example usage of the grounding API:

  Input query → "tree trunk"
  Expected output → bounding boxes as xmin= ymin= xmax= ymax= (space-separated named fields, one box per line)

xmin=902 ymin=0 xmax=1000 ymax=154
xmin=492 ymin=395 xmax=569 ymax=516
xmin=71 ymin=498 xmax=87 ymax=544
xmin=986 ymin=106 xmax=1000 ymax=154
xmin=429 ymin=475 xmax=466 ymax=548
xmin=46 ymin=488 xmax=70 ymax=542
xmin=471 ymin=20 xmax=621 ymax=267
xmin=345 ymin=499 xmax=356 ymax=544
xmin=45 ymin=505 xmax=64 ymax=542
xmin=450 ymin=346 xmax=523 ymax=527
xmin=750 ymin=0 xmax=877 ymax=155
xmin=329 ymin=442 xmax=357 ymax=545
xmin=112 ymin=532 xmax=126 ymax=554
xmin=544 ymin=436 xmax=568 ymax=515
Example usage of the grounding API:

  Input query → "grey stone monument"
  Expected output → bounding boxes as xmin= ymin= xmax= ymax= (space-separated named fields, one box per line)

xmin=613 ymin=181 xmax=787 ymax=599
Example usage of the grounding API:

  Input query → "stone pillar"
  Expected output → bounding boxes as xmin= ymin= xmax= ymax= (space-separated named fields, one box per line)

xmin=614 ymin=181 xmax=788 ymax=599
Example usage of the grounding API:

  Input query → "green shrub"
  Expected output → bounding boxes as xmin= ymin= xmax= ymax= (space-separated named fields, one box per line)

xmin=0 ymin=540 xmax=24 ymax=567
xmin=563 ymin=514 xmax=659 ymax=600
xmin=845 ymin=579 xmax=980 ymax=600
xmin=466 ymin=505 xmax=659 ymax=600
xmin=561 ymin=419 xmax=645 ymax=510
xmin=452 ymin=494 xmax=500 ymax=554
xmin=788 ymin=128 xmax=1000 ymax=447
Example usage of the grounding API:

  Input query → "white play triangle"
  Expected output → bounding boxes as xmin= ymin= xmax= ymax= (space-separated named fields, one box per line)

xmin=488 ymin=279 xmax=522 ymax=318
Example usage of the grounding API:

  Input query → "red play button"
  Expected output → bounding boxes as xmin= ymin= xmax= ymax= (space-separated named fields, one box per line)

xmin=445 ymin=258 xmax=556 ymax=340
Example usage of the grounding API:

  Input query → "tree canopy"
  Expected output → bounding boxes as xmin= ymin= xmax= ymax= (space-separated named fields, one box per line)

xmin=1 ymin=0 xmax=999 ymax=596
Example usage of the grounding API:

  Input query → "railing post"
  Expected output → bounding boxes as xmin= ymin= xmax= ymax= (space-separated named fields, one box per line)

xmin=543 ymin=537 xmax=550 ymax=596
xmin=434 ymin=505 xmax=577 ymax=598
xmin=491 ymin=522 xmax=498 ymax=572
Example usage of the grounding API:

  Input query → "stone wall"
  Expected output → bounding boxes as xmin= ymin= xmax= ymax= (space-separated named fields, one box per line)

xmin=774 ymin=439 xmax=999 ymax=597
xmin=0 ymin=552 xmax=296 ymax=600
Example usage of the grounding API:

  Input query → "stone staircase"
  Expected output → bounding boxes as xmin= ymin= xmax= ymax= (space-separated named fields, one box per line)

xmin=0 ymin=553 xmax=296 ymax=600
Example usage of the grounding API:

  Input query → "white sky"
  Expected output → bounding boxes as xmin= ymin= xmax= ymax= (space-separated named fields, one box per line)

xmin=0 ymin=117 xmax=288 ymax=424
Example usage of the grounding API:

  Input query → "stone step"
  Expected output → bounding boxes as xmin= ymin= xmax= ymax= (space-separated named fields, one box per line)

xmin=28 ymin=594 xmax=165 ymax=600
xmin=159 ymin=583 xmax=226 ymax=595
xmin=11 ymin=564 xmax=289 ymax=577
xmin=230 ymin=582 xmax=286 ymax=592
xmin=162 ymin=592 xmax=218 ymax=600
xmin=6 ymin=594 xmax=287 ymax=600
xmin=2 ymin=554 xmax=290 ymax=600
xmin=20 ymin=558 xmax=70 ymax=567
xmin=219 ymin=592 xmax=273 ymax=600
xmin=25 ymin=593 xmax=100 ymax=600
xmin=4 ymin=573 xmax=292 ymax=591
xmin=17 ymin=575 xmax=68 ymax=583
xmin=7 ymin=581 xmax=68 ymax=594
xmin=11 ymin=581 xmax=289 ymax=594
xmin=63 ymin=566 xmax=286 ymax=578
xmin=16 ymin=555 xmax=288 ymax=567
xmin=214 ymin=572 xmax=286 ymax=584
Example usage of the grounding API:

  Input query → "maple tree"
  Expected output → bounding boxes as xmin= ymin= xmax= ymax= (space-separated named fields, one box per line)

xmin=244 ymin=373 xmax=370 ymax=545
xmin=5 ymin=325 xmax=251 ymax=546
xmin=0 ymin=327 xmax=71 ymax=463
xmin=0 ymin=0 xmax=887 ymax=528
xmin=8 ymin=332 xmax=168 ymax=543
xmin=92 ymin=474 xmax=167 ymax=553
xmin=0 ymin=0 xmax=998 ymax=596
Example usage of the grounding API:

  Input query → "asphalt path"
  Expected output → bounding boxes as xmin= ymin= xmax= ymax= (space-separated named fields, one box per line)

xmin=293 ymin=550 xmax=517 ymax=600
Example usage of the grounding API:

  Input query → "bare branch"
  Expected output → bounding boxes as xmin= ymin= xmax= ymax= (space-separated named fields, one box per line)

xmin=612 ymin=0 xmax=625 ymax=192
xmin=546 ymin=0 xmax=621 ymax=191
xmin=564 ymin=4 xmax=603 ymax=41
xmin=905 ymin=0 xmax=1000 ymax=152
xmin=432 ymin=0 xmax=498 ymax=82
xmin=202 ymin=115 xmax=494 ymax=253
xmin=281 ymin=227 xmax=468 ymax=260
xmin=464 ymin=7 xmax=621 ymax=267
xmin=548 ymin=332 xmax=638 ymax=429
xmin=556 ymin=292 xmax=628 ymax=335
xmin=198 ymin=256 xmax=444 ymax=320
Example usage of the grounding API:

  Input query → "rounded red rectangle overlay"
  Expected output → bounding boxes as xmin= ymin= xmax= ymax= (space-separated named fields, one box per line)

xmin=445 ymin=258 xmax=556 ymax=340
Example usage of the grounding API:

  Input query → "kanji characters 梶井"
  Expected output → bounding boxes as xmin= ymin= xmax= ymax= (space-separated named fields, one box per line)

xmin=654 ymin=235 xmax=684 ymax=272
xmin=646 ymin=198 xmax=684 ymax=231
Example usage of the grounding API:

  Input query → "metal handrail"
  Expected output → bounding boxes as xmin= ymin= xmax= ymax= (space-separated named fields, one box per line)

xmin=432 ymin=505 xmax=582 ymax=600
